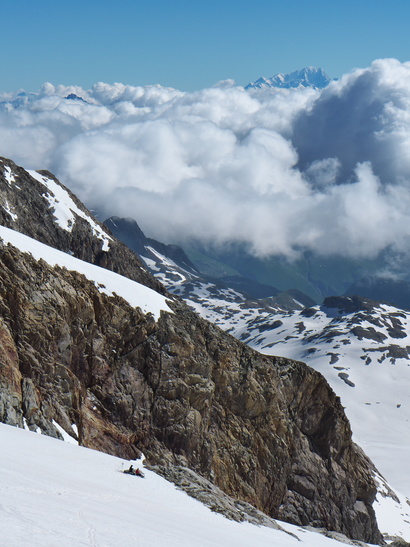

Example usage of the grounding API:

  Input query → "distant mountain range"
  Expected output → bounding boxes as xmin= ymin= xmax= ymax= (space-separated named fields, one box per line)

xmin=245 ymin=66 xmax=332 ymax=90
xmin=104 ymin=216 xmax=315 ymax=310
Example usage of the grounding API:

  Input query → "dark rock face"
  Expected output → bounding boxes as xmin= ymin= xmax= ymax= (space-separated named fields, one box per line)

xmin=0 ymin=238 xmax=382 ymax=543
xmin=323 ymin=295 xmax=380 ymax=315
xmin=104 ymin=216 xmax=199 ymax=276
xmin=0 ymin=157 xmax=165 ymax=296
xmin=345 ymin=275 xmax=410 ymax=312
xmin=0 ymin=157 xmax=383 ymax=542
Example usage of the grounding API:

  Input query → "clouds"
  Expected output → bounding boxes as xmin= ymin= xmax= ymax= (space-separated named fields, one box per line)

xmin=294 ymin=59 xmax=410 ymax=184
xmin=2 ymin=59 xmax=410 ymax=263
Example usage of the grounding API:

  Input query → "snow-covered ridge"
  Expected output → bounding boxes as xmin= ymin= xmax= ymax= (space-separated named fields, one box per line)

xmin=28 ymin=169 xmax=112 ymax=251
xmin=0 ymin=225 xmax=172 ymax=320
xmin=246 ymin=66 xmax=332 ymax=90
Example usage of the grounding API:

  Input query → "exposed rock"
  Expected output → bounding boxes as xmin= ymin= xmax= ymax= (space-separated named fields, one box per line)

xmin=301 ymin=307 xmax=317 ymax=318
xmin=323 ymin=295 xmax=380 ymax=315
xmin=0 ymin=389 xmax=22 ymax=427
xmin=328 ymin=353 xmax=340 ymax=364
xmin=0 ymin=158 xmax=384 ymax=542
xmin=351 ymin=326 xmax=387 ymax=343
xmin=0 ymin=317 xmax=23 ymax=427
xmin=386 ymin=314 xmax=407 ymax=339
xmin=0 ymin=238 xmax=383 ymax=543
xmin=0 ymin=157 xmax=165 ymax=296
xmin=365 ymin=344 xmax=410 ymax=361
xmin=148 ymin=464 xmax=296 ymax=535
xmin=338 ymin=373 xmax=355 ymax=387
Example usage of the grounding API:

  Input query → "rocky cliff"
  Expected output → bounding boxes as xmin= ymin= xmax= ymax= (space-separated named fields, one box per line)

xmin=0 ymin=157 xmax=382 ymax=543
xmin=0 ymin=157 xmax=165 ymax=295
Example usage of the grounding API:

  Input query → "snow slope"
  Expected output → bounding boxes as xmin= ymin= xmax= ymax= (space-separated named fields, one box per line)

xmin=0 ymin=225 xmax=172 ymax=320
xmin=240 ymin=301 xmax=410 ymax=500
xmin=0 ymin=423 xmax=399 ymax=547
xmin=181 ymin=292 xmax=410 ymax=502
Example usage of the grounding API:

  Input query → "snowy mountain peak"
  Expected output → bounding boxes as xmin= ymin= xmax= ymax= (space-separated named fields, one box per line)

xmin=246 ymin=66 xmax=332 ymax=90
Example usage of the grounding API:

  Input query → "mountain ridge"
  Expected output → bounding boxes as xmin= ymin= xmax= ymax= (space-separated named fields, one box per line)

xmin=0 ymin=157 xmax=386 ymax=542
xmin=99 ymin=213 xmax=410 ymax=536
xmin=104 ymin=215 xmax=316 ymax=310
xmin=246 ymin=66 xmax=332 ymax=90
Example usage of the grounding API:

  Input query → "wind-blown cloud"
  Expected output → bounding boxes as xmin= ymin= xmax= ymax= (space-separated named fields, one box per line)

xmin=2 ymin=58 xmax=410 ymax=263
xmin=294 ymin=59 xmax=410 ymax=185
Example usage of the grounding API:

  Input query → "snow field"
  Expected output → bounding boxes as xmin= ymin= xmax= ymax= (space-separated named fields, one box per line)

xmin=0 ymin=423 xmax=367 ymax=547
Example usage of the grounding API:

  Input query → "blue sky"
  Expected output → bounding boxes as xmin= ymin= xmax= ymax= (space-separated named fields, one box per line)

xmin=1 ymin=0 xmax=410 ymax=91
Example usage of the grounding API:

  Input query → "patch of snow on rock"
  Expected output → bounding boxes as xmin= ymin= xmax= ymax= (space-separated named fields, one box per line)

xmin=28 ymin=169 xmax=112 ymax=251
xmin=0 ymin=225 xmax=172 ymax=320
xmin=3 ymin=165 xmax=16 ymax=186
xmin=2 ymin=199 xmax=17 ymax=221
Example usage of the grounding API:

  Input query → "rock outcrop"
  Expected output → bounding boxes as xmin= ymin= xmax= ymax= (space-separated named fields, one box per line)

xmin=0 ymin=157 xmax=382 ymax=542
xmin=0 ymin=157 xmax=165 ymax=295
xmin=0 ymin=237 xmax=381 ymax=543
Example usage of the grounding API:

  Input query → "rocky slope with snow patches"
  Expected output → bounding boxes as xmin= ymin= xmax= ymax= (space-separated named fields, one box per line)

xmin=0 ymin=158 xmax=389 ymax=542
xmin=108 ymin=224 xmax=410 ymax=542
xmin=171 ymin=287 xmax=410 ymax=533
xmin=243 ymin=295 xmax=410 ymax=490
xmin=103 ymin=214 xmax=410 ymax=541
xmin=0 ymin=232 xmax=383 ymax=541
xmin=0 ymin=157 xmax=165 ymax=295
xmin=104 ymin=216 xmax=315 ymax=319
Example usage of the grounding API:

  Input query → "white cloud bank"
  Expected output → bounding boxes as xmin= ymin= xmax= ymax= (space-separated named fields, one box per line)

xmin=2 ymin=58 xmax=410 ymax=261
